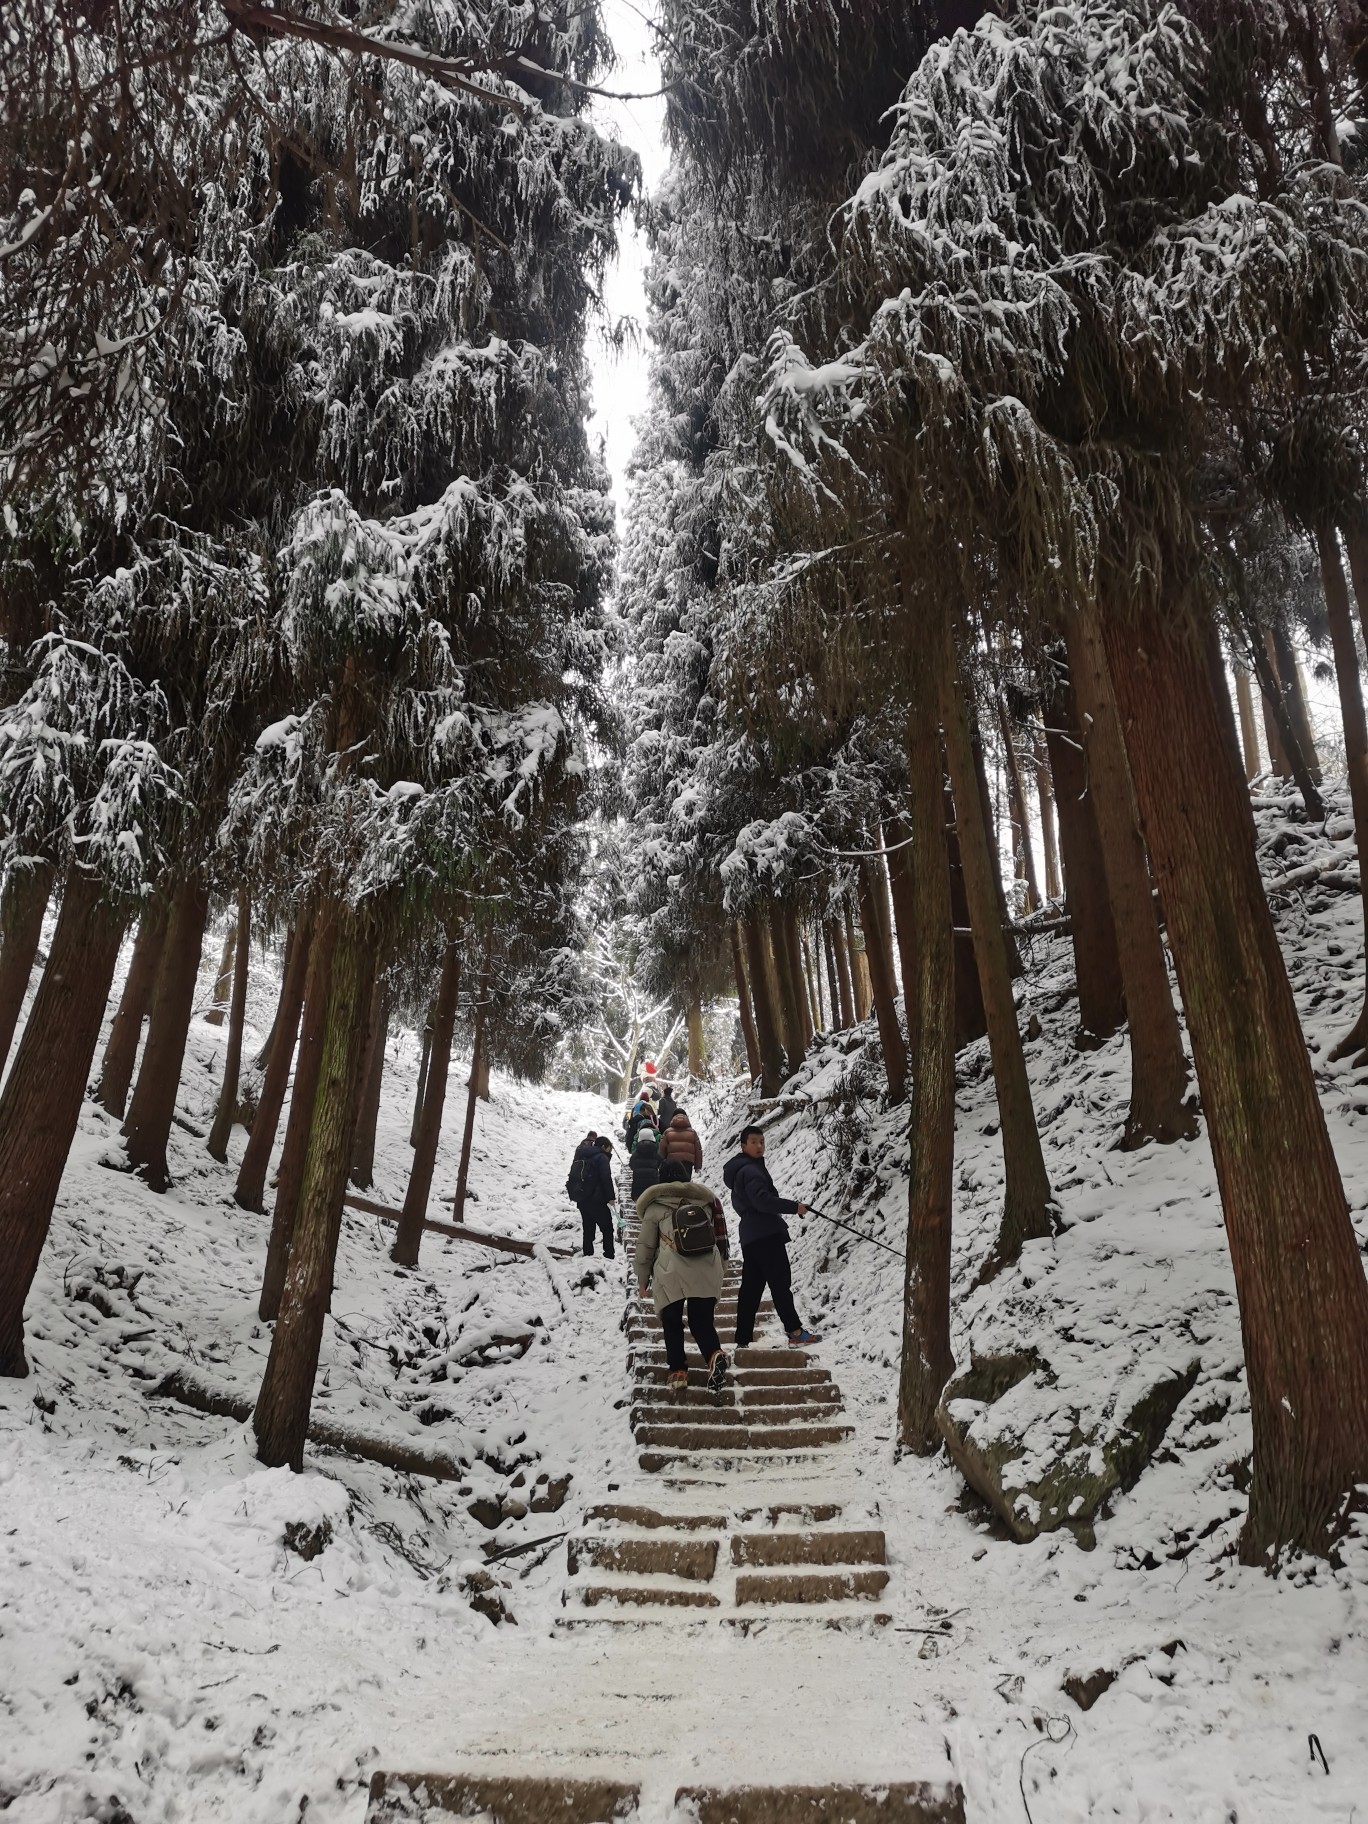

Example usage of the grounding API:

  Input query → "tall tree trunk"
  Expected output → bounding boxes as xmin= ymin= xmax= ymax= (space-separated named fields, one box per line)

xmin=1233 ymin=663 xmax=1263 ymax=781
xmin=1253 ymin=626 xmax=1324 ymax=815
xmin=944 ymin=636 xmax=1053 ymax=1268
xmin=392 ymin=942 xmax=461 ymax=1267
xmin=1345 ymin=528 xmax=1368 ymax=652
xmin=1270 ymin=620 xmax=1320 ymax=784
xmin=898 ymin=638 xmax=956 ymax=1453
xmin=204 ymin=917 xmax=237 ymax=1026
xmin=822 ymin=920 xmax=843 ymax=1031
xmin=0 ymin=870 xmax=125 ymax=1376
xmin=971 ymin=722 xmax=1023 ymax=977
xmin=805 ymin=926 xmax=826 ymax=1031
xmin=1258 ymin=635 xmax=1292 ymax=779
xmin=123 ymin=873 xmax=211 ymax=1191
xmin=1203 ymin=620 xmax=1248 ymax=785
xmin=1032 ymin=736 xmax=1062 ymax=902
xmin=0 ymin=859 xmax=54 ymax=1078
xmin=207 ymin=886 xmax=251 ymax=1162
xmin=475 ymin=1042 xmax=490 ymax=1102
xmin=767 ymin=901 xmax=806 ymax=1070
xmin=1043 ymin=664 xmax=1126 ymax=1039
xmin=997 ymin=700 xmax=1041 ymax=914
xmin=1319 ymin=528 xmax=1368 ymax=1062
xmin=253 ymin=924 xmax=295 ymax=1073
xmin=732 ymin=923 xmax=762 ymax=1081
xmin=857 ymin=858 xmax=908 ymax=1102
xmin=1064 ymin=606 xmax=1195 ymax=1147
xmin=944 ymin=780 xmax=988 ymax=1049
xmin=410 ymin=1018 xmax=434 ymax=1147
xmin=259 ymin=914 xmax=336 ymax=1319
xmin=686 ymin=996 xmax=705 ymax=1076
xmin=845 ymin=904 xmax=872 ymax=1021
xmin=452 ymin=1002 xmax=487 ymax=1220
xmin=350 ymin=980 xmax=390 ymax=1188
xmin=782 ymin=904 xmax=813 ymax=1049
xmin=884 ymin=817 xmax=919 ymax=1050
xmin=235 ymin=912 xmax=311 ymax=1214
xmin=831 ymin=915 xmax=856 ymax=1029
xmin=1103 ymin=600 xmax=1368 ymax=1564
xmin=98 ymin=895 xmax=168 ymax=1118
xmin=253 ymin=909 xmax=376 ymax=1470
xmin=743 ymin=913 xmax=784 ymax=1096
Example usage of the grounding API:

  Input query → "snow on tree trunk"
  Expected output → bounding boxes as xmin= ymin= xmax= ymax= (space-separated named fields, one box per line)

xmin=123 ymin=873 xmax=211 ymax=1192
xmin=98 ymin=895 xmax=168 ymax=1120
xmin=207 ymin=886 xmax=251 ymax=1162
xmin=235 ymin=912 xmax=311 ymax=1215
xmin=0 ymin=858 xmax=54 ymax=1079
xmin=393 ymin=941 xmax=461 ymax=1268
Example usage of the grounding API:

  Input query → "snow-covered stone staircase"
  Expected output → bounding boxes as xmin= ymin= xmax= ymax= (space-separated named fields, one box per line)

xmin=365 ymin=1772 xmax=966 ymax=1821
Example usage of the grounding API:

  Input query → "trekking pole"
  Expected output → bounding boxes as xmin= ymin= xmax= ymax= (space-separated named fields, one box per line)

xmin=804 ymin=1206 xmax=902 ymax=1258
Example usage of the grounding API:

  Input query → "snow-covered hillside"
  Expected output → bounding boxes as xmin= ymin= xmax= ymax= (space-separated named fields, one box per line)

xmin=2 ymin=779 xmax=1367 ymax=1822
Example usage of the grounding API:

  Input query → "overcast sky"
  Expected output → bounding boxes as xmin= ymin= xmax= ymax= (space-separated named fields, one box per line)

xmin=585 ymin=2 xmax=669 ymax=527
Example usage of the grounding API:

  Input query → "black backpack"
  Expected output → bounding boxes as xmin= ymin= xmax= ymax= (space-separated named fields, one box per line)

xmin=566 ymin=1150 xmax=590 ymax=1201
xmin=666 ymin=1198 xmax=718 ymax=1257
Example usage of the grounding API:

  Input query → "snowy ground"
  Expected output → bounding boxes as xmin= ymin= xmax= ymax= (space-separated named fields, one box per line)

xmin=3 ymin=777 xmax=1368 ymax=1821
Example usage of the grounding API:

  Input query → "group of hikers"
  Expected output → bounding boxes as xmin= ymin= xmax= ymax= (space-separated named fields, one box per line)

xmin=565 ymin=1077 xmax=821 ymax=1394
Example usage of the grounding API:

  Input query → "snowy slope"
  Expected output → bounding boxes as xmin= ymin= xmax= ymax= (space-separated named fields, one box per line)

xmin=2 ymin=777 xmax=1367 ymax=1822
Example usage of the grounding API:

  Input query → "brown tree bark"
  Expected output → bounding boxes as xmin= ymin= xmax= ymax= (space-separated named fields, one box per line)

xmin=805 ymin=926 xmax=825 ymax=1031
xmin=767 ymin=901 xmax=806 ymax=1071
xmin=845 ymin=904 xmax=872 ymax=1020
xmin=1102 ymin=600 xmax=1368 ymax=1563
xmin=474 ymin=1040 xmax=491 ymax=1102
xmin=743 ymin=913 xmax=784 ymax=1095
xmin=409 ymin=1018 xmax=433 ymax=1146
xmin=997 ymin=700 xmax=1041 ymax=914
xmin=235 ymin=911 xmax=311 ymax=1214
xmin=898 ymin=636 xmax=956 ymax=1453
xmin=259 ymin=914 xmax=336 ymax=1319
xmin=350 ymin=980 xmax=390 ymax=1188
xmin=831 ymin=915 xmax=856 ymax=1029
xmin=0 ymin=859 xmax=54 ymax=1077
xmin=1346 ymin=528 xmax=1368 ymax=651
xmin=253 ymin=908 xmax=377 ymax=1470
xmin=207 ymin=886 xmax=251 ymax=1162
xmin=1043 ymin=665 xmax=1125 ymax=1038
xmin=392 ymin=941 xmax=461 ymax=1266
xmin=1271 ymin=620 xmax=1320 ymax=784
xmin=123 ymin=873 xmax=211 ymax=1191
xmin=0 ymin=870 xmax=126 ymax=1376
xmin=1319 ymin=528 xmax=1368 ymax=1061
xmin=686 ymin=996 xmax=705 ymax=1076
xmin=943 ymin=636 xmax=1053 ymax=1269
xmin=1064 ymin=606 xmax=1195 ymax=1146
xmin=944 ymin=781 xmax=988 ymax=1049
xmin=781 ymin=904 xmax=813 ymax=1049
xmin=732 ymin=923 xmax=762 ymax=1080
xmin=452 ymin=1000 xmax=487 ymax=1220
xmin=1253 ymin=626 xmax=1324 ymax=815
xmin=971 ymin=722 xmax=1023 ymax=977
xmin=857 ymin=858 xmax=908 ymax=1102
xmin=1203 ymin=620 xmax=1248 ymax=786
xmin=97 ymin=895 xmax=168 ymax=1118
xmin=821 ymin=920 xmax=841 ymax=1030
xmin=252 ymin=924 xmax=295 ymax=1074
xmin=1233 ymin=663 xmax=1263 ymax=782
xmin=204 ymin=917 xmax=237 ymax=1027
xmin=1032 ymin=736 xmax=1062 ymax=902
xmin=1259 ymin=637 xmax=1292 ymax=778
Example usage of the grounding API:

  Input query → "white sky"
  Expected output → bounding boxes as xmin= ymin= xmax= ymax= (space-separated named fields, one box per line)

xmin=585 ymin=1 xmax=669 ymax=527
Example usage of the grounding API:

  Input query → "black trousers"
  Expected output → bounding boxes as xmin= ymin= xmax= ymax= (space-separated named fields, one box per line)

xmin=580 ymin=1204 xmax=614 ymax=1258
xmin=660 ymin=1297 xmax=722 ymax=1372
xmin=735 ymin=1233 xmax=801 ymax=1346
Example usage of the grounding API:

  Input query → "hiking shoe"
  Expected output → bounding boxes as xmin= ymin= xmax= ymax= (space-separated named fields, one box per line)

xmin=787 ymin=1329 xmax=823 ymax=1346
xmin=706 ymin=1350 xmax=729 ymax=1394
xmin=666 ymin=1370 xmax=689 ymax=1395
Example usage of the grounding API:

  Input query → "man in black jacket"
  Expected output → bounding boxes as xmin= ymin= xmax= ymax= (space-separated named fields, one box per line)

xmin=721 ymin=1125 xmax=822 ymax=1348
xmin=578 ymin=1136 xmax=618 ymax=1258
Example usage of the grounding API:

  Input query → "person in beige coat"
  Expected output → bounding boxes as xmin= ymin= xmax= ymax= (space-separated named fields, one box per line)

xmin=635 ymin=1161 xmax=729 ymax=1394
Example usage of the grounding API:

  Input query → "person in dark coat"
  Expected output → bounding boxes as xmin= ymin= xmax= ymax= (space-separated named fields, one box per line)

xmin=566 ymin=1131 xmax=598 ymax=1202
xmin=659 ymin=1110 xmax=703 ymax=1179
xmin=722 ymin=1125 xmax=821 ymax=1347
xmin=629 ymin=1123 xmax=662 ymax=1200
xmin=657 ymin=1083 xmax=679 ymax=1128
xmin=578 ymin=1135 xmax=618 ymax=1258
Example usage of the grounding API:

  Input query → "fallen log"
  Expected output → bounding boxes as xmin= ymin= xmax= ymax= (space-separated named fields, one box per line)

xmin=344 ymin=1192 xmax=575 ymax=1258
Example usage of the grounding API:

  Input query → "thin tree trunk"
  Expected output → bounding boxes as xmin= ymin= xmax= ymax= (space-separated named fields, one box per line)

xmin=1203 ymin=619 xmax=1248 ymax=785
xmin=898 ymin=641 xmax=956 ymax=1453
xmin=204 ymin=918 xmax=237 ymax=1027
xmin=821 ymin=920 xmax=842 ymax=1031
xmin=831 ymin=915 xmax=856 ymax=1029
xmin=845 ymin=904 xmax=872 ymax=1021
xmin=1254 ymin=626 xmax=1324 ymax=815
xmin=885 ymin=817 xmax=919 ymax=1051
xmin=1102 ymin=600 xmax=1368 ymax=1564
xmin=1259 ymin=635 xmax=1292 ymax=778
xmin=350 ymin=980 xmax=390 ymax=1188
xmin=0 ymin=859 xmax=54 ymax=1078
xmin=732 ymin=923 xmax=762 ymax=1081
xmin=259 ymin=914 xmax=336 ymax=1319
xmin=235 ymin=911 xmax=311 ymax=1214
xmin=767 ymin=901 xmax=806 ymax=1070
xmin=1319 ymin=527 xmax=1368 ymax=1061
xmin=0 ymin=870 xmax=125 ymax=1376
xmin=743 ymin=913 xmax=784 ymax=1096
xmin=1064 ymin=606 xmax=1195 ymax=1147
xmin=253 ymin=924 xmax=295 ymax=1073
xmin=781 ymin=904 xmax=813 ymax=1049
xmin=1043 ymin=664 xmax=1125 ymax=1039
xmin=452 ymin=1002 xmax=487 ymax=1220
xmin=858 ymin=857 xmax=908 ymax=1102
xmin=1032 ymin=736 xmax=1062 ymax=903
xmin=98 ymin=895 xmax=168 ymax=1118
xmin=1233 ymin=663 xmax=1263 ymax=781
xmin=123 ymin=873 xmax=211 ymax=1192
xmin=686 ymin=996 xmax=705 ymax=1075
xmin=1271 ymin=620 xmax=1320 ymax=784
xmin=970 ymin=722 xmax=1023 ymax=978
xmin=392 ymin=941 xmax=461 ymax=1267
xmin=943 ymin=635 xmax=1053 ymax=1269
xmin=997 ymin=700 xmax=1041 ymax=914
xmin=1345 ymin=528 xmax=1368 ymax=652
xmin=474 ymin=1043 xmax=490 ymax=1102
xmin=944 ymin=779 xmax=988 ymax=1049
xmin=207 ymin=886 xmax=251 ymax=1162
xmin=805 ymin=926 xmax=826 ymax=1031
xmin=410 ymin=1019 xmax=433 ymax=1147
xmin=253 ymin=909 xmax=376 ymax=1470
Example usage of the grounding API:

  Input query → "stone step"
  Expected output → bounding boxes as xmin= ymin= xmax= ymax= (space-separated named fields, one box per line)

xmin=730 ymin=1529 xmax=886 ymax=1567
xmin=366 ymin=1773 xmax=639 ymax=1822
xmin=640 ymin=1447 xmax=841 ymax=1474
xmin=736 ymin=1502 xmax=844 ymax=1524
xmin=631 ymin=1347 xmax=818 ymax=1371
xmin=632 ymin=1403 xmax=843 ymax=1431
xmin=567 ymin=1536 xmax=719 ymax=1581
xmin=674 ymin=1782 xmax=964 ymax=1822
xmin=740 ymin=1383 xmax=842 ymax=1406
xmin=573 ymin=1583 xmax=721 ymax=1610
xmin=735 ymin=1567 xmax=890 ymax=1605
xmin=582 ymin=1503 xmax=726 ymax=1531
xmin=634 ymin=1423 xmax=852 ymax=1451
xmin=633 ymin=1364 xmax=834 ymax=1389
